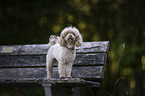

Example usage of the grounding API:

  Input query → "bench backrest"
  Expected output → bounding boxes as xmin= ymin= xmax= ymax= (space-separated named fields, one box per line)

xmin=0 ymin=41 xmax=109 ymax=83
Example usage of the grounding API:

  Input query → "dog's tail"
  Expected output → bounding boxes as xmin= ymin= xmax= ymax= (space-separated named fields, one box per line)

xmin=48 ymin=35 xmax=59 ymax=46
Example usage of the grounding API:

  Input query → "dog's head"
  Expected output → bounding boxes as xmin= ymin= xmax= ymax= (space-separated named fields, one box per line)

xmin=59 ymin=26 xmax=83 ymax=49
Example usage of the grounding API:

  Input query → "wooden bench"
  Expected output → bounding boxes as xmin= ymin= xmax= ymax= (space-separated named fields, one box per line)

xmin=0 ymin=41 xmax=110 ymax=96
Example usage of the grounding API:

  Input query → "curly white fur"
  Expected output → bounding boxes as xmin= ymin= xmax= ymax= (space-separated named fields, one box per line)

xmin=46 ymin=26 xmax=83 ymax=79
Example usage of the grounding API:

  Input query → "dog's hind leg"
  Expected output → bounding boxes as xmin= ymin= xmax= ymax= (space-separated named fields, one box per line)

xmin=46 ymin=54 xmax=53 ymax=79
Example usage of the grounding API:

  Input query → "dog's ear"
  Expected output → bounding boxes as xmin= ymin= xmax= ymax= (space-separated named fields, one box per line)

xmin=59 ymin=35 xmax=66 ymax=46
xmin=76 ymin=34 xmax=83 ymax=47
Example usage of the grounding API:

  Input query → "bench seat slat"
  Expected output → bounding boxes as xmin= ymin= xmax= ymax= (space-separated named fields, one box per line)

xmin=0 ymin=78 xmax=100 ymax=87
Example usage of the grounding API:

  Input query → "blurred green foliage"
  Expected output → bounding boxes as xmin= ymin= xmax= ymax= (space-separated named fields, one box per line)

xmin=0 ymin=0 xmax=145 ymax=96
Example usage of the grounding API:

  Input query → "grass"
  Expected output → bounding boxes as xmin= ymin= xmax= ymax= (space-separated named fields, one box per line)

xmin=109 ymin=43 xmax=126 ymax=96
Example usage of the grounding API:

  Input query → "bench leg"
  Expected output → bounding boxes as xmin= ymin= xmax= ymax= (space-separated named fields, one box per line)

xmin=42 ymin=84 xmax=52 ymax=96
xmin=72 ymin=87 xmax=80 ymax=96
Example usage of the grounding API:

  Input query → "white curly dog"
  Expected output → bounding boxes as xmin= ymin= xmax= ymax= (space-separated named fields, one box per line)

xmin=46 ymin=26 xmax=83 ymax=79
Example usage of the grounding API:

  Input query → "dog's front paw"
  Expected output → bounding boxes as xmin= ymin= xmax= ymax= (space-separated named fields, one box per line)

xmin=59 ymin=75 xmax=66 ymax=78
xmin=66 ymin=75 xmax=72 ymax=78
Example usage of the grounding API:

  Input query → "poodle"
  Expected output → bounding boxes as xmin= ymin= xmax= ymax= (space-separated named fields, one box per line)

xmin=46 ymin=26 xmax=83 ymax=79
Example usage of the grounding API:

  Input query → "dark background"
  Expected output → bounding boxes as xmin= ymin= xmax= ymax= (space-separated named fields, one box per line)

xmin=0 ymin=0 xmax=145 ymax=96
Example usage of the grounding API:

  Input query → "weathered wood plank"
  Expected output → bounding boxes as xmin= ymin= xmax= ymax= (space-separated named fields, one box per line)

xmin=72 ymin=66 xmax=104 ymax=79
xmin=0 ymin=44 xmax=49 ymax=55
xmin=0 ymin=55 xmax=46 ymax=67
xmin=0 ymin=66 xmax=104 ymax=80
xmin=74 ymin=53 xmax=107 ymax=66
xmin=0 ymin=41 xmax=110 ymax=55
xmin=42 ymin=78 xmax=100 ymax=87
xmin=76 ymin=41 xmax=110 ymax=53
xmin=0 ymin=78 xmax=100 ymax=87
xmin=0 ymin=53 xmax=107 ymax=67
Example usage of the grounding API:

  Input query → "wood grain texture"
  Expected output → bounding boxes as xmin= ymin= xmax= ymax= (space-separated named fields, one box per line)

xmin=74 ymin=53 xmax=107 ymax=66
xmin=76 ymin=41 xmax=110 ymax=53
xmin=0 ymin=55 xmax=46 ymax=67
xmin=0 ymin=53 xmax=107 ymax=67
xmin=0 ymin=41 xmax=110 ymax=55
xmin=0 ymin=66 xmax=104 ymax=80
xmin=42 ymin=78 xmax=100 ymax=87
xmin=0 ymin=78 xmax=100 ymax=87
